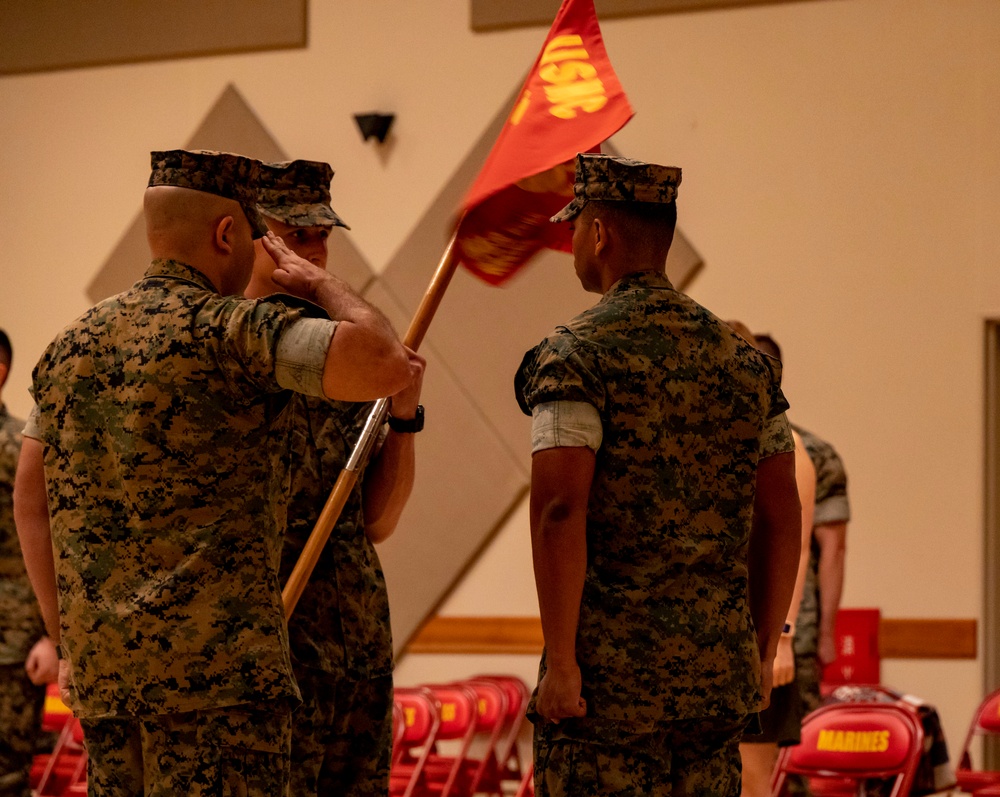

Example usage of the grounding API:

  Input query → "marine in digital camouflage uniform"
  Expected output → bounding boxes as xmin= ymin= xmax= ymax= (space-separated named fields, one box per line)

xmin=0 ymin=328 xmax=55 ymax=797
xmin=753 ymin=335 xmax=850 ymax=715
xmin=789 ymin=424 xmax=849 ymax=711
xmin=15 ymin=150 xmax=413 ymax=797
xmin=515 ymin=154 xmax=803 ymax=797
xmin=247 ymin=159 xmax=424 ymax=797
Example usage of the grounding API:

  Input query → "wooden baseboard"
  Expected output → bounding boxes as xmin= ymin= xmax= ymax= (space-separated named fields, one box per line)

xmin=406 ymin=616 xmax=978 ymax=659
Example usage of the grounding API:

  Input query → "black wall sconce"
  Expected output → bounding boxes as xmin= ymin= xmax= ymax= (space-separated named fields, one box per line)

xmin=354 ymin=113 xmax=395 ymax=144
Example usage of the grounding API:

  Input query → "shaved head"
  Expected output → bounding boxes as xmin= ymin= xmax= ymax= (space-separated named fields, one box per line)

xmin=144 ymin=185 xmax=256 ymax=295
xmin=144 ymin=186 xmax=245 ymax=248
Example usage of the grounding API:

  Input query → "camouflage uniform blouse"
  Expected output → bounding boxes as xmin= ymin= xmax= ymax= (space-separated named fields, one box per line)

xmin=517 ymin=271 xmax=794 ymax=727
xmin=30 ymin=259 xmax=334 ymax=719
xmin=790 ymin=424 xmax=850 ymax=658
xmin=280 ymin=395 xmax=393 ymax=679
xmin=0 ymin=405 xmax=45 ymax=666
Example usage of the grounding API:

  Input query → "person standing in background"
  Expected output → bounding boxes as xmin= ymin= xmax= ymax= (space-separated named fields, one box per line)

xmin=728 ymin=322 xmax=817 ymax=797
xmin=0 ymin=328 xmax=58 ymax=797
xmin=754 ymin=333 xmax=850 ymax=715
xmin=247 ymin=159 xmax=425 ymax=796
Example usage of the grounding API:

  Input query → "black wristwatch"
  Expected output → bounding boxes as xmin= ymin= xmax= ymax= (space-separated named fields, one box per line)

xmin=388 ymin=404 xmax=424 ymax=433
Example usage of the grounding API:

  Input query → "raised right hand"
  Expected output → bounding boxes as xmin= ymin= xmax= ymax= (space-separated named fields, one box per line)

xmin=262 ymin=232 xmax=332 ymax=303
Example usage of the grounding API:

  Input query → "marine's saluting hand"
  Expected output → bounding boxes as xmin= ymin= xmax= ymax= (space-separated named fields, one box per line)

xmin=262 ymin=231 xmax=333 ymax=303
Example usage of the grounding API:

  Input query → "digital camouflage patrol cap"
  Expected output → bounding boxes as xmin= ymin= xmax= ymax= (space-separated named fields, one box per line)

xmin=148 ymin=149 xmax=270 ymax=239
xmin=257 ymin=160 xmax=350 ymax=230
xmin=550 ymin=153 xmax=682 ymax=223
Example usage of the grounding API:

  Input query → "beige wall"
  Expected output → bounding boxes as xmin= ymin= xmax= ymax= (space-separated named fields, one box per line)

xmin=3 ymin=0 xmax=999 ymax=754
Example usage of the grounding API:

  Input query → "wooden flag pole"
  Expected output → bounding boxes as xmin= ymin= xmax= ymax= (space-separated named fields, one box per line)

xmin=283 ymin=230 xmax=461 ymax=618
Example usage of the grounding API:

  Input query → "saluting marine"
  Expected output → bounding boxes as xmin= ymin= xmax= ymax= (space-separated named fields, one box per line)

xmin=15 ymin=149 xmax=414 ymax=796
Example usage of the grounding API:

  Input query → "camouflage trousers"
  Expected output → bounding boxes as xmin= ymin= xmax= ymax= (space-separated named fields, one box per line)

xmin=289 ymin=667 xmax=393 ymax=797
xmin=0 ymin=663 xmax=46 ymax=797
xmin=79 ymin=700 xmax=291 ymax=797
xmin=533 ymin=714 xmax=749 ymax=797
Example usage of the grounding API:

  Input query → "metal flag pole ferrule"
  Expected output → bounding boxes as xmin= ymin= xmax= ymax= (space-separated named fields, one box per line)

xmin=346 ymin=398 xmax=390 ymax=472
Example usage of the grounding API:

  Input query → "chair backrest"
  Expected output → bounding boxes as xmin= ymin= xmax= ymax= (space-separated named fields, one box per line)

xmin=460 ymin=678 xmax=510 ymax=794
xmin=392 ymin=687 xmax=442 ymax=797
xmin=956 ymin=686 xmax=1000 ymax=789
xmin=973 ymin=690 xmax=1000 ymax=735
xmin=396 ymin=687 xmax=440 ymax=745
xmin=427 ymin=683 xmax=478 ymax=742
xmin=772 ymin=702 xmax=924 ymax=797
xmin=391 ymin=701 xmax=407 ymax=767
xmin=422 ymin=683 xmax=480 ymax=797
xmin=466 ymin=678 xmax=508 ymax=733
xmin=474 ymin=673 xmax=531 ymax=779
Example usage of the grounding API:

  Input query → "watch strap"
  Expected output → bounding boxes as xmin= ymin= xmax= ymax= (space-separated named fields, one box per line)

xmin=388 ymin=404 xmax=424 ymax=433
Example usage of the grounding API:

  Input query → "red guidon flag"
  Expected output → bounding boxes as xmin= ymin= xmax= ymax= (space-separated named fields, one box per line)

xmin=455 ymin=0 xmax=634 ymax=286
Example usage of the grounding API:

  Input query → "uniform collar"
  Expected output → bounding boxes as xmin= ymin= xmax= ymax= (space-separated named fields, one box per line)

xmin=606 ymin=269 xmax=675 ymax=296
xmin=144 ymin=259 xmax=219 ymax=293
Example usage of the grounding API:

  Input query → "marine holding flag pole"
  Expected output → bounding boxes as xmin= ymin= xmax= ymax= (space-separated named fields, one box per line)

xmin=283 ymin=0 xmax=633 ymax=618
xmin=283 ymin=233 xmax=461 ymax=617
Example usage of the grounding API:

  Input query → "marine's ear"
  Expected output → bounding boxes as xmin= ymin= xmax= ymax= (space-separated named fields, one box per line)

xmin=592 ymin=216 xmax=608 ymax=257
xmin=213 ymin=215 xmax=237 ymax=254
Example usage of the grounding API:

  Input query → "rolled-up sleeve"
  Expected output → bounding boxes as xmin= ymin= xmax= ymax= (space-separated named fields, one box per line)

xmin=275 ymin=318 xmax=338 ymax=398
xmin=531 ymin=400 xmax=603 ymax=454
xmin=22 ymin=404 xmax=41 ymax=441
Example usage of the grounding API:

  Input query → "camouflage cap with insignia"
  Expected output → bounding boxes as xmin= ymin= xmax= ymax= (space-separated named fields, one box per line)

xmin=551 ymin=153 xmax=682 ymax=223
xmin=257 ymin=159 xmax=350 ymax=230
xmin=148 ymin=149 xmax=270 ymax=239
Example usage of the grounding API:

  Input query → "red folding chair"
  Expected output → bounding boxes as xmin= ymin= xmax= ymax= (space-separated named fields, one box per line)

xmin=392 ymin=700 xmax=408 ymax=768
xmin=825 ymin=683 xmax=956 ymax=795
xmin=31 ymin=716 xmax=87 ymax=797
xmin=515 ymin=762 xmax=535 ymax=797
xmin=956 ymin=687 xmax=1000 ymax=793
xmin=391 ymin=687 xmax=442 ymax=797
xmin=419 ymin=682 xmax=479 ymax=797
xmin=449 ymin=678 xmax=509 ymax=796
xmin=771 ymin=703 xmax=924 ymax=797
xmin=473 ymin=674 xmax=531 ymax=790
xmin=65 ymin=719 xmax=89 ymax=795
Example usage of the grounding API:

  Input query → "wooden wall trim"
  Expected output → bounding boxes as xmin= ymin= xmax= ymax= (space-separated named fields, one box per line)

xmin=471 ymin=0 xmax=830 ymax=32
xmin=407 ymin=616 xmax=978 ymax=659
xmin=880 ymin=618 xmax=977 ymax=659
xmin=1 ymin=0 xmax=306 ymax=76
xmin=407 ymin=616 xmax=545 ymax=655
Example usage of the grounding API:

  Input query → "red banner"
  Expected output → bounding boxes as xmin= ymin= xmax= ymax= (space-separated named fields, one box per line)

xmin=456 ymin=0 xmax=634 ymax=286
